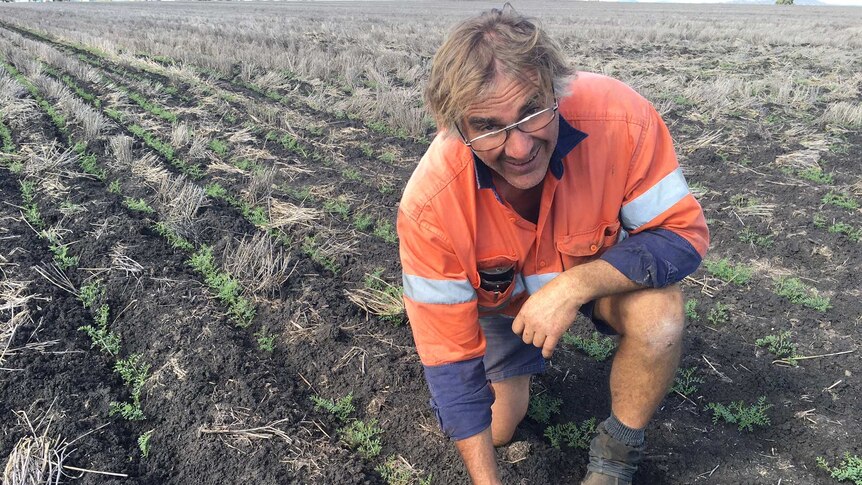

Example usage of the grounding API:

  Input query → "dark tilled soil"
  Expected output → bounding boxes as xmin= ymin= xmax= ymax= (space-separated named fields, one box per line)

xmin=1 ymin=17 xmax=860 ymax=485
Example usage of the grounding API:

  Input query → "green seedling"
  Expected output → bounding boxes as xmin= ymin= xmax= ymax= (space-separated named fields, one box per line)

xmin=78 ymin=280 xmax=105 ymax=309
xmin=353 ymin=212 xmax=374 ymax=231
xmin=342 ymin=167 xmax=361 ymax=181
xmin=684 ymin=299 xmax=699 ymax=321
xmin=153 ymin=222 xmax=195 ymax=252
xmin=255 ymin=329 xmax=275 ymax=352
xmin=822 ymin=191 xmax=858 ymax=210
xmin=311 ymin=393 xmax=355 ymax=422
xmin=704 ymin=258 xmax=753 ymax=285
xmin=829 ymin=222 xmax=862 ymax=242
xmin=378 ymin=151 xmax=397 ymax=164
xmin=373 ymin=219 xmax=398 ymax=244
xmin=738 ymin=227 xmax=773 ymax=248
xmin=359 ymin=143 xmax=374 ymax=157
xmin=302 ymin=235 xmax=339 ymax=274
xmin=817 ymin=453 xmax=862 ymax=485
xmin=79 ymin=152 xmax=106 ymax=180
xmin=324 ymin=196 xmax=351 ymax=219
xmin=562 ymin=331 xmax=616 ymax=362
xmin=188 ymin=245 xmax=256 ymax=327
xmin=78 ymin=304 xmax=120 ymax=356
xmin=138 ymin=429 xmax=154 ymax=458
xmin=108 ymin=179 xmax=122 ymax=194
xmin=813 ymin=213 xmax=828 ymax=228
xmin=375 ymin=455 xmax=432 ymax=485
xmin=797 ymin=167 xmax=833 ymax=184
xmin=707 ymin=302 xmax=730 ymax=326
xmin=339 ymin=419 xmax=382 ymax=459
xmin=670 ymin=367 xmax=704 ymax=397
xmin=774 ymin=277 xmax=831 ymax=312
xmin=123 ymin=197 xmax=155 ymax=214
xmin=705 ymin=396 xmax=771 ymax=432
xmin=209 ymin=139 xmax=229 ymax=156
xmin=50 ymin=243 xmax=79 ymax=270
xmin=545 ymin=417 xmax=596 ymax=450
xmin=528 ymin=394 xmax=562 ymax=424
xmin=755 ymin=331 xmax=798 ymax=365
xmin=109 ymin=354 xmax=149 ymax=421
xmin=279 ymin=133 xmax=307 ymax=157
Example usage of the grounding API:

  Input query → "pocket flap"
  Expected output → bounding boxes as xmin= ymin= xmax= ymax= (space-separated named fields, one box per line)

xmin=556 ymin=221 xmax=622 ymax=256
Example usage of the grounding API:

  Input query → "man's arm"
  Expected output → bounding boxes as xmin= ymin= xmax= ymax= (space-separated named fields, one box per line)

xmin=455 ymin=427 xmax=502 ymax=485
xmin=512 ymin=258 xmax=641 ymax=358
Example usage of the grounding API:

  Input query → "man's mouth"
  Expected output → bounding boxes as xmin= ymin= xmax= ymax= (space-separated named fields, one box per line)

xmin=506 ymin=149 xmax=539 ymax=167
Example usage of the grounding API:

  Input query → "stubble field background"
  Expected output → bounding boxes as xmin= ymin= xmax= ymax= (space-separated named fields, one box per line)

xmin=0 ymin=1 xmax=860 ymax=484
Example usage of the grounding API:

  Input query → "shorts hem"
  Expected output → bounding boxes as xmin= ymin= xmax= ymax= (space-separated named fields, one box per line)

xmin=486 ymin=361 xmax=546 ymax=383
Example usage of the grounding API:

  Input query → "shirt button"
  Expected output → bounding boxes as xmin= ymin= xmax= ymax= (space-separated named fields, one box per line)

xmin=539 ymin=260 xmax=546 ymax=268
xmin=590 ymin=244 xmax=598 ymax=252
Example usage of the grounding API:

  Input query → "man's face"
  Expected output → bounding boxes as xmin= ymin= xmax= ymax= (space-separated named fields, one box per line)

xmin=461 ymin=72 xmax=559 ymax=192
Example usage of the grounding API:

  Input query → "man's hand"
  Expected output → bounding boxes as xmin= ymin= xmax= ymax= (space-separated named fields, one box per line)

xmin=511 ymin=271 xmax=585 ymax=359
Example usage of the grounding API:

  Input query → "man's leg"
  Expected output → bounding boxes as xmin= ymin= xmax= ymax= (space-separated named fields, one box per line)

xmin=489 ymin=374 xmax=531 ymax=447
xmin=583 ymin=284 xmax=684 ymax=484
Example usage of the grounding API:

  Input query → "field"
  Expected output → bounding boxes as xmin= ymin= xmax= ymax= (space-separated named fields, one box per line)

xmin=0 ymin=1 xmax=860 ymax=484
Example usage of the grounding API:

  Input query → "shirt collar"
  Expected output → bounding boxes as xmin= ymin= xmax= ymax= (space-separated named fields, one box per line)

xmin=473 ymin=116 xmax=588 ymax=190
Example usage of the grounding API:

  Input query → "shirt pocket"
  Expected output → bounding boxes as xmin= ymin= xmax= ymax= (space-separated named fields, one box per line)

xmin=556 ymin=221 xmax=622 ymax=270
xmin=475 ymin=255 xmax=519 ymax=312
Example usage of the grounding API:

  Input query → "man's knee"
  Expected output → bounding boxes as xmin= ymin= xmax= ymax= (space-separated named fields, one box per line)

xmin=597 ymin=285 xmax=685 ymax=349
xmin=489 ymin=375 xmax=531 ymax=446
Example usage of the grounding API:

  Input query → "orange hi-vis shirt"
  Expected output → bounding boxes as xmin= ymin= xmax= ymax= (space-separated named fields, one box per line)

xmin=397 ymin=72 xmax=709 ymax=439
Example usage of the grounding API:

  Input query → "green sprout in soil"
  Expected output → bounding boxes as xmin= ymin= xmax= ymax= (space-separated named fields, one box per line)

xmin=187 ymin=245 xmax=256 ymax=327
xmin=817 ymin=453 xmax=862 ymax=485
xmin=822 ymin=191 xmax=859 ymax=210
xmin=19 ymin=180 xmax=45 ymax=230
xmin=738 ymin=227 xmax=774 ymax=248
xmin=49 ymin=243 xmax=79 ymax=271
xmin=528 ymin=394 xmax=562 ymax=424
xmin=562 ymin=331 xmax=616 ymax=362
xmin=755 ymin=331 xmax=798 ymax=365
xmin=545 ymin=417 xmax=597 ymax=450
xmin=302 ymin=235 xmax=339 ymax=274
xmin=813 ymin=213 xmax=828 ymax=228
xmin=703 ymin=258 xmax=753 ymax=285
xmin=127 ymin=90 xmax=177 ymax=123
xmin=138 ymin=429 xmax=154 ymax=458
xmin=670 ymin=367 xmax=704 ymax=397
xmin=353 ymin=212 xmax=374 ymax=231
xmin=123 ymin=197 xmax=155 ymax=214
xmin=373 ymin=219 xmax=398 ymax=244
xmin=209 ymin=139 xmax=229 ymax=156
xmin=797 ymin=167 xmax=833 ymax=184
xmin=255 ymin=329 xmax=275 ymax=352
xmin=311 ymin=393 xmax=355 ymax=422
xmin=324 ymin=195 xmax=351 ymax=219
xmin=375 ymin=455 xmax=432 ymax=485
xmin=108 ymin=179 xmax=122 ymax=194
xmin=153 ymin=221 xmax=195 ymax=252
xmin=684 ymin=299 xmax=699 ymax=321
xmin=279 ymin=133 xmax=307 ymax=157
xmin=342 ymin=167 xmax=361 ymax=181
xmin=339 ymin=419 xmax=382 ymax=459
xmin=78 ymin=304 xmax=120 ymax=356
xmin=109 ymin=353 xmax=149 ymax=421
xmin=378 ymin=181 xmax=395 ymax=196
xmin=829 ymin=222 xmax=862 ymax=242
xmin=705 ymin=396 xmax=771 ymax=432
xmin=359 ymin=143 xmax=373 ymax=157
xmin=0 ymin=116 xmax=14 ymax=153
xmin=707 ymin=302 xmax=730 ymax=326
xmin=378 ymin=150 xmax=397 ymax=164
xmin=79 ymin=152 xmax=106 ymax=180
xmin=774 ymin=277 xmax=831 ymax=312
xmin=78 ymin=280 xmax=105 ymax=309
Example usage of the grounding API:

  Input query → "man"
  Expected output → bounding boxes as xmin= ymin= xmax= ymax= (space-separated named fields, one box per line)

xmin=397 ymin=5 xmax=709 ymax=485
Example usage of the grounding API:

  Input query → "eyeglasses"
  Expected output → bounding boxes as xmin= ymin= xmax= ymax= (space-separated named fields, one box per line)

xmin=458 ymin=99 xmax=559 ymax=152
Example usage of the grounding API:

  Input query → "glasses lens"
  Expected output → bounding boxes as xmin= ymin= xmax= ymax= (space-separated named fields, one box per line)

xmin=519 ymin=108 xmax=556 ymax=133
xmin=470 ymin=131 xmax=507 ymax=151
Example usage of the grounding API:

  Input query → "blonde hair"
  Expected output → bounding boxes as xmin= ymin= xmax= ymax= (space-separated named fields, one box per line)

xmin=425 ymin=4 xmax=574 ymax=135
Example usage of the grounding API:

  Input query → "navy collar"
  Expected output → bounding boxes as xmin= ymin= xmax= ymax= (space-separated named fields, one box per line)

xmin=473 ymin=116 xmax=588 ymax=190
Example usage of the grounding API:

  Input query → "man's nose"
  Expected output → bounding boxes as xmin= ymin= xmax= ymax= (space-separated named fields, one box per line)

xmin=504 ymin=127 xmax=533 ymax=160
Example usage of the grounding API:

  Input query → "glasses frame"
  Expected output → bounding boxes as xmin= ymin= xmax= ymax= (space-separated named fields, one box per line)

xmin=457 ymin=97 xmax=559 ymax=152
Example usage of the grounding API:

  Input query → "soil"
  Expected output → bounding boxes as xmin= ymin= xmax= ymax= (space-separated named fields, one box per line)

xmin=1 ymin=12 xmax=860 ymax=485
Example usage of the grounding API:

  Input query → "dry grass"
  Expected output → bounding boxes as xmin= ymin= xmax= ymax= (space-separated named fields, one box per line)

xmin=223 ymin=232 xmax=293 ymax=296
xmin=345 ymin=273 xmax=404 ymax=321
xmin=267 ymin=200 xmax=321 ymax=229
xmin=0 ymin=280 xmax=38 ymax=366
xmin=2 ymin=410 xmax=68 ymax=485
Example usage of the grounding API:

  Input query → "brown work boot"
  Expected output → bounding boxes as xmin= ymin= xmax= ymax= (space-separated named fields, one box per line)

xmin=580 ymin=422 xmax=644 ymax=485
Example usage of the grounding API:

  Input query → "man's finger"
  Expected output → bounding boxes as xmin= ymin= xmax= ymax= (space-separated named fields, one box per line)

xmin=532 ymin=332 xmax=546 ymax=349
xmin=521 ymin=329 xmax=533 ymax=345
xmin=511 ymin=315 xmax=525 ymax=336
xmin=542 ymin=334 xmax=561 ymax=359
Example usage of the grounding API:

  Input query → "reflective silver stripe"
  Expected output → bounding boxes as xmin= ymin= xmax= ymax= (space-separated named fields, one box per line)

xmin=402 ymin=273 xmax=476 ymax=305
xmin=620 ymin=167 xmax=690 ymax=231
xmin=524 ymin=272 xmax=560 ymax=294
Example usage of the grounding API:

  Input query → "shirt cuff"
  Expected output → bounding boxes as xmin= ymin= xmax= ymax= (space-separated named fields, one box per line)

xmin=600 ymin=228 xmax=702 ymax=287
xmin=423 ymin=356 xmax=494 ymax=441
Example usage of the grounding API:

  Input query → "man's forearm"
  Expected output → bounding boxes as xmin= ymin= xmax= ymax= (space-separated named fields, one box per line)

xmin=454 ymin=426 xmax=501 ymax=485
xmin=566 ymin=258 xmax=645 ymax=305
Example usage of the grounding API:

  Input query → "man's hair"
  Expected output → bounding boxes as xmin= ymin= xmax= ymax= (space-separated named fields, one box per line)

xmin=425 ymin=4 xmax=574 ymax=135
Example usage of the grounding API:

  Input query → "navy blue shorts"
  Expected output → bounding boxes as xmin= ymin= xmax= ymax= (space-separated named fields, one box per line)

xmin=479 ymin=301 xmax=616 ymax=382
